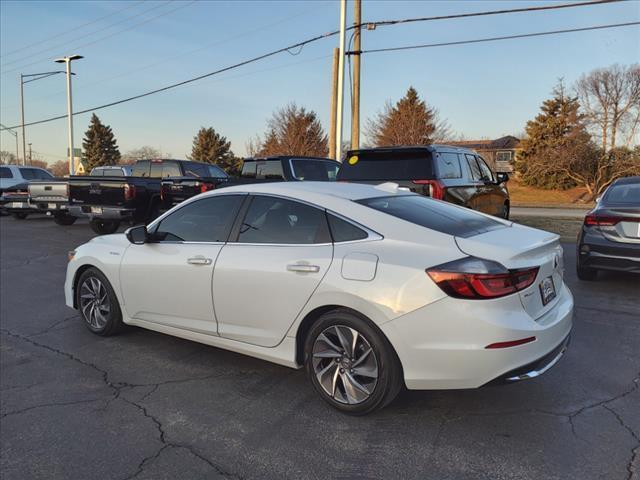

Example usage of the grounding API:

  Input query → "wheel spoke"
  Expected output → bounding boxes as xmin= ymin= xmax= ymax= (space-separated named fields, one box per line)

xmin=313 ymin=350 xmax=342 ymax=359
xmin=353 ymin=364 xmax=378 ymax=378
xmin=334 ymin=326 xmax=352 ymax=357
xmin=344 ymin=371 xmax=370 ymax=395
xmin=352 ymin=347 xmax=372 ymax=368
xmin=331 ymin=365 xmax=340 ymax=398
xmin=349 ymin=328 xmax=359 ymax=358
xmin=316 ymin=332 xmax=342 ymax=354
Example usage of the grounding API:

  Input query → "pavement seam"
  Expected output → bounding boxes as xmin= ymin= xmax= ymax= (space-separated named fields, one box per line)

xmin=602 ymin=405 xmax=640 ymax=480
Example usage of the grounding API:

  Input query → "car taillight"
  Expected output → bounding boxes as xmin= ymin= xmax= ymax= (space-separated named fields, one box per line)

xmin=584 ymin=214 xmax=629 ymax=227
xmin=124 ymin=184 xmax=136 ymax=201
xmin=426 ymin=257 xmax=539 ymax=300
xmin=200 ymin=182 xmax=215 ymax=193
xmin=412 ymin=179 xmax=445 ymax=199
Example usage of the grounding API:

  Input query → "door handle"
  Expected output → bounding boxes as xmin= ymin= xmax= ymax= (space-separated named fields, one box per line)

xmin=287 ymin=264 xmax=320 ymax=273
xmin=187 ymin=256 xmax=212 ymax=265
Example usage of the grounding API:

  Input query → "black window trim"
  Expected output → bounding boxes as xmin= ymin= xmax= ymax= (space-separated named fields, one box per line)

xmin=146 ymin=192 xmax=249 ymax=245
xmin=325 ymin=209 xmax=383 ymax=244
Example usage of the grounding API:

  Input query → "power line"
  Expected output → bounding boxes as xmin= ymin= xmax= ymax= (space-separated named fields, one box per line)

xmin=1 ymin=1 xmax=196 ymax=75
xmin=0 ymin=1 xmax=144 ymax=59
xmin=0 ymin=0 xmax=628 ymax=130
xmin=348 ymin=22 xmax=640 ymax=55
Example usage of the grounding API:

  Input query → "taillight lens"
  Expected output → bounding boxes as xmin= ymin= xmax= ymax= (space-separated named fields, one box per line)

xmin=200 ymin=182 xmax=215 ymax=193
xmin=426 ymin=257 xmax=539 ymax=300
xmin=584 ymin=214 xmax=627 ymax=227
xmin=412 ymin=179 xmax=445 ymax=199
xmin=124 ymin=184 xmax=136 ymax=201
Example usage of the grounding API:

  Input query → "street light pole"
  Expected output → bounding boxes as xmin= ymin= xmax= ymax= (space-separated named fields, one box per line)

xmin=335 ymin=0 xmax=347 ymax=161
xmin=54 ymin=55 xmax=83 ymax=175
xmin=20 ymin=75 xmax=26 ymax=165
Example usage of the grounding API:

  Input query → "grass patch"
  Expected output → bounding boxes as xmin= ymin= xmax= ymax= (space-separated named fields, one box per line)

xmin=508 ymin=179 xmax=594 ymax=208
xmin=511 ymin=216 xmax=582 ymax=243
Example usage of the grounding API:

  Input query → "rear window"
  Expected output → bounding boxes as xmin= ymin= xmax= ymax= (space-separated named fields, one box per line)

xmin=291 ymin=159 xmax=339 ymax=181
xmin=603 ymin=182 xmax=640 ymax=205
xmin=436 ymin=153 xmax=462 ymax=179
xmin=256 ymin=161 xmax=284 ymax=180
xmin=337 ymin=150 xmax=434 ymax=181
xmin=132 ymin=160 xmax=150 ymax=177
xmin=0 ymin=167 xmax=13 ymax=179
xmin=241 ymin=161 xmax=257 ymax=178
xmin=357 ymin=195 xmax=506 ymax=238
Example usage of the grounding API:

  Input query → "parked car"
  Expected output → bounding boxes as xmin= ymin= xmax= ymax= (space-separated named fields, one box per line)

xmin=160 ymin=163 xmax=229 ymax=210
xmin=28 ymin=179 xmax=76 ymax=225
xmin=0 ymin=182 xmax=31 ymax=219
xmin=67 ymin=159 xmax=214 ymax=235
xmin=336 ymin=146 xmax=510 ymax=218
xmin=159 ymin=156 xmax=340 ymax=209
xmin=577 ymin=176 xmax=640 ymax=280
xmin=65 ymin=181 xmax=572 ymax=414
xmin=0 ymin=165 xmax=53 ymax=193
xmin=89 ymin=165 xmax=133 ymax=177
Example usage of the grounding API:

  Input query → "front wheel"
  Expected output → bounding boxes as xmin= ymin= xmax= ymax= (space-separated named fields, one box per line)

xmin=76 ymin=267 xmax=123 ymax=336
xmin=89 ymin=219 xmax=120 ymax=235
xmin=304 ymin=309 xmax=403 ymax=415
xmin=577 ymin=264 xmax=598 ymax=281
xmin=53 ymin=213 xmax=77 ymax=226
xmin=12 ymin=212 xmax=28 ymax=220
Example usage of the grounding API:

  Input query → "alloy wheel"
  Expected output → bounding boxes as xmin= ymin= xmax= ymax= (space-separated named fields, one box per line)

xmin=311 ymin=325 xmax=378 ymax=404
xmin=79 ymin=276 xmax=110 ymax=329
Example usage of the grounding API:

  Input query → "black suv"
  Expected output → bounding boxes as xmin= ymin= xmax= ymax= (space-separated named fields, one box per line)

xmin=336 ymin=145 xmax=510 ymax=218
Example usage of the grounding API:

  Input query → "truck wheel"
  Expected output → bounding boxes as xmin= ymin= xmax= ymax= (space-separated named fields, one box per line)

xmin=53 ymin=213 xmax=77 ymax=226
xmin=89 ymin=219 xmax=120 ymax=235
xmin=12 ymin=212 xmax=28 ymax=220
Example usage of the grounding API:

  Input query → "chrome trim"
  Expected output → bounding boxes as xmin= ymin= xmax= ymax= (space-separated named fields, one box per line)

xmin=505 ymin=343 xmax=568 ymax=382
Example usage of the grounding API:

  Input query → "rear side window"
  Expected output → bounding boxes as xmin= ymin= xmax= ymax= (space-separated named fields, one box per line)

xmin=256 ymin=161 xmax=284 ymax=180
xmin=357 ymin=195 xmax=506 ymax=238
xmin=337 ymin=150 xmax=434 ymax=181
xmin=603 ymin=182 xmax=640 ymax=205
xmin=153 ymin=195 xmax=244 ymax=242
xmin=327 ymin=214 xmax=368 ymax=242
xmin=464 ymin=154 xmax=482 ymax=181
xmin=109 ymin=169 xmax=124 ymax=177
xmin=90 ymin=169 xmax=104 ymax=176
xmin=241 ymin=161 xmax=256 ymax=178
xmin=132 ymin=161 xmax=150 ymax=177
xmin=436 ymin=153 xmax=462 ymax=179
xmin=291 ymin=159 xmax=339 ymax=181
xmin=184 ymin=163 xmax=208 ymax=177
xmin=238 ymin=195 xmax=330 ymax=244
xmin=0 ymin=167 xmax=13 ymax=178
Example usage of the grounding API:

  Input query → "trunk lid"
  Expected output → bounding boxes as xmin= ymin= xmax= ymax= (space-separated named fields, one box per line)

xmin=455 ymin=223 xmax=564 ymax=321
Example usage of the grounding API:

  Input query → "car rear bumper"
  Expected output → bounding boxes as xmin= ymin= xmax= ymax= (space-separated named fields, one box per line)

xmin=0 ymin=200 xmax=33 ymax=212
xmin=380 ymin=282 xmax=574 ymax=390
xmin=69 ymin=205 xmax=135 ymax=220
xmin=578 ymin=230 xmax=640 ymax=274
xmin=32 ymin=201 xmax=69 ymax=213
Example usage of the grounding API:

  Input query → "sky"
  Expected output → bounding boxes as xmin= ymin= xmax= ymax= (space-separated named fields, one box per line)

xmin=0 ymin=0 xmax=639 ymax=164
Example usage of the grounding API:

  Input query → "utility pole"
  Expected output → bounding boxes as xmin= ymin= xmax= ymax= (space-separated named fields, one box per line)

xmin=19 ymin=75 xmax=26 ymax=165
xmin=351 ymin=0 xmax=361 ymax=150
xmin=28 ymin=143 xmax=32 ymax=164
xmin=54 ymin=55 xmax=83 ymax=175
xmin=335 ymin=0 xmax=347 ymax=161
xmin=329 ymin=48 xmax=339 ymax=160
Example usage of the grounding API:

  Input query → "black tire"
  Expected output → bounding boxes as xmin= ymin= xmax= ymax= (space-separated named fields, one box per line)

xmin=502 ymin=202 xmax=510 ymax=220
xmin=89 ymin=219 xmax=120 ymax=235
xmin=304 ymin=309 xmax=403 ymax=415
xmin=53 ymin=213 xmax=77 ymax=226
xmin=75 ymin=267 xmax=123 ymax=336
xmin=577 ymin=264 xmax=598 ymax=281
xmin=12 ymin=212 xmax=28 ymax=220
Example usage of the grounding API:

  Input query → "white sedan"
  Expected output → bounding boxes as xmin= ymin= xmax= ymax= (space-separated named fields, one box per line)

xmin=65 ymin=182 xmax=573 ymax=414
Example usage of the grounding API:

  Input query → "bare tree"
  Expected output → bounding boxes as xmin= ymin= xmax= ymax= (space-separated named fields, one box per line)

xmin=50 ymin=160 xmax=69 ymax=177
xmin=121 ymin=146 xmax=163 ymax=164
xmin=0 ymin=151 xmax=17 ymax=164
xmin=575 ymin=64 xmax=640 ymax=151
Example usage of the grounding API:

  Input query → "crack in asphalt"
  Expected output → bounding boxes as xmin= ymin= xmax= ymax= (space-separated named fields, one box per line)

xmin=26 ymin=315 xmax=79 ymax=338
xmin=603 ymin=405 xmax=640 ymax=480
xmin=1 ymin=328 xmax=243 ymax=480
xmin=1 ymin=398 xmax=107 ymax=419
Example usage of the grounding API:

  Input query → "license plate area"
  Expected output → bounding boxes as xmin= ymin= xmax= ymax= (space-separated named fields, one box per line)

xmin=539 ymin=276 xmax=556 ymax=306
xmin=48 ymin=203 xmax=57 ymax=210
xmin=90 ymin=206 xmax=102 ymax=214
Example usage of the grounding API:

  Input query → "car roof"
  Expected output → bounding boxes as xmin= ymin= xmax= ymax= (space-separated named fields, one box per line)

xmin=244 ymin=156 xmax=338 ymax=163
xmin=347 ymin=144 xmax=478 ymax=156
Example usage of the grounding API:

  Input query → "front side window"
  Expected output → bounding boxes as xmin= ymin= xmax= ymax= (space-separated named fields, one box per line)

xmin=436 ymin=153 xmax=462 ymax=179
xmin=19 ymin=168 xmax=38 ymax=180
xmin=327 ymin=214 xmax=368 ymax=242
xmin=476 ymin=157 xmax=494 ymax=182
xmin=464 ymin=154 xmax=482 ymax=181
xmin=0 ymin=167 xmax=13 ymax=179
xmin=36 ymin=169 xmax=52 ymax=179
xmin=208 ymin=165 xmax=228 ymax=178
xmin=238 ymin=195 xmax=330 ymax=244
xmin=291 ymin=160 xmax=339 ymax=181
xmin=132 ymin=160 xmax=150 ymax=177
xmin=358 ymin=195 xmax=505 ymax=238
xmin=153 ymin=195 xmax=244 ymax=242
xmin=256 ymin=161 xmax=284 ymax=180
xmin=183 ymin=163 xmax=208 ymax=178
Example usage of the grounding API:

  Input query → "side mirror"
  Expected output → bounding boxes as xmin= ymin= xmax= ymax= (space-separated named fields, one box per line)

xmin=125 ymin=225 xmax=148 ymax=244
xmin=496 ymin=172 xmax=509 ymax=184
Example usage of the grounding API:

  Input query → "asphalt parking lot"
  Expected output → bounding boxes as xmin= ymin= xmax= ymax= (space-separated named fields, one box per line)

xmin=1 ymin=215 xmax=639 ymax=480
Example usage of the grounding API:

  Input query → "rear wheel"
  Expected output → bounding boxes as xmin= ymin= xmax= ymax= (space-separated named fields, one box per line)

xmin=304 ymin=309 xmax=403 ymax=415
xmin=577 ymin=264 xmax=598 ymax=281
xmin=89 ymin=219 xmax=120 ymax=235
xmin=53 ymin=213 xmax=77 ymax=226
xmin=501 ymin=202 xmax=510 ymax=220
xmin=12 ymin=212 xmax=28 ymax=220
xmin=76 ymin=267 xmax=123 ymax=336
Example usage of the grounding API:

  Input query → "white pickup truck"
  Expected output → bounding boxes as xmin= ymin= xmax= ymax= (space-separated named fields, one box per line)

xmin=28 ymin=179 xmax=77 ymax=225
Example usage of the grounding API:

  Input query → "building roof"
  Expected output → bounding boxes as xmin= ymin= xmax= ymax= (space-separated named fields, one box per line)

xmin=448 ymin=135 xmax=521 ymax=151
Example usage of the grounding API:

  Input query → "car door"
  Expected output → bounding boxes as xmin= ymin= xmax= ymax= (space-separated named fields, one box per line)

xmin=119 ymin=194 xmax=245 ymax=334
xmin=476 ymin=156 xmax=502 ymax=216
xmin=213 ymin=194 xmax=333 ymax=347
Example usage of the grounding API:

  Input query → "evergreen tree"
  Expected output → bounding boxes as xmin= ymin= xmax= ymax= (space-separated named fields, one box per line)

xmin=367 ymin=87 xmax=446 ymax=146
xmin=516 ymin=82 xmax=594 ymax=189
xmin=188 ymin=127 xmax=240 ymax=173
xmin=82 ymin=113 xmax=121 ymax=171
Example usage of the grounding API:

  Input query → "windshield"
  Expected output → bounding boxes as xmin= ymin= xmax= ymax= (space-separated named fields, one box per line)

xmin=357 ymin=195 xmax=506 ymax=238
xmin=603 ymin=182 xmax=640 ymax=205
xmin=290 ymin=159 xmax=338 ymax=181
